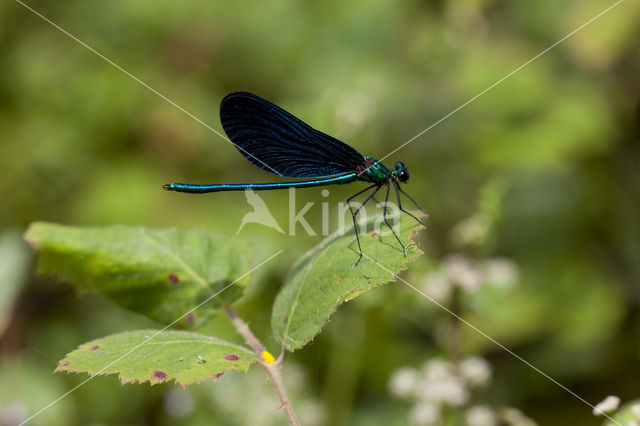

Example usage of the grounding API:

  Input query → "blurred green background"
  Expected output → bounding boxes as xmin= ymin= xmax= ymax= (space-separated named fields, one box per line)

xmin=1 ymin=0 xmax=639 ymax=425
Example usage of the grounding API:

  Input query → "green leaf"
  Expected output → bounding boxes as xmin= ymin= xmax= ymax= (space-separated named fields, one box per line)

xmin=25 ymin=223 xmax=251 ymax=328
xmin=54 ymin=330 xmax=258 ymax=387
xmin=272 ymin=212 xmax=426 ymax=351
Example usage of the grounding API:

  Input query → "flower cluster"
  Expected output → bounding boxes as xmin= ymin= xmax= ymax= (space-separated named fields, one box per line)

xmin=390 ymin=356 xmax=492 ymax=425
xmin=389 ymin=356 xmax=536 ymax=426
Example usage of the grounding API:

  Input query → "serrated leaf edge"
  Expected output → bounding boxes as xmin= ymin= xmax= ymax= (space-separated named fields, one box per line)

xmin=279 ymin=217 xmax=426 ymax=350
xmin=54 ymin=330 xmax=258 ymax=388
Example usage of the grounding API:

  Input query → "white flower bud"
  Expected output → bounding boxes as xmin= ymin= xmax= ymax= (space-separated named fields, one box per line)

xmin=593 ymin=395 xmax=620 ymax=416
xmin=436 ymin=376 xmax=469 ymax=406
xmin=460 ymin=356 xmax=492 ymax=388
xmin=410 ymin=402 xmax=441 ymax=426
xmin=417 ymin=361 xmax=469 ymax=407
xmin=389 ymin=368 xmax=419 ymax=399
xmin=466 ymin=405 xmax=497 ymax=426
xmin=422 ymin=359 xmax=454 ymax=382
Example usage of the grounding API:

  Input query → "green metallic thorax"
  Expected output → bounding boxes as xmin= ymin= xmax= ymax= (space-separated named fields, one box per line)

xmin=356 ymin=157 xmax=391 ymax=184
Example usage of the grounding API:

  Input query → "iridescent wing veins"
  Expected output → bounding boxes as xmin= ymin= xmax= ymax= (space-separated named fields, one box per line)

xmin=220 ymin=92 xmax=366 ymax=178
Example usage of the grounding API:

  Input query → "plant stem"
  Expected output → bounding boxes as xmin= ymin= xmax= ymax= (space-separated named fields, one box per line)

xmin=223 ymin=305 xmax=299 ymax=426
xmin=223 ymin=305 xmax=264 ymax=352
xmin=262 ymin=361 xmax=299 ymax=426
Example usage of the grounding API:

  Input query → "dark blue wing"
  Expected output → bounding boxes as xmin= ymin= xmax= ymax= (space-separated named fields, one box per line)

xmin=220 ymin=92 xmax=366 ymax=178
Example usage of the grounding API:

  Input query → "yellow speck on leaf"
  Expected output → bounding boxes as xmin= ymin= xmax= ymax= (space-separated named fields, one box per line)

xmin=262 ymin=350 xmax=275 ymax=364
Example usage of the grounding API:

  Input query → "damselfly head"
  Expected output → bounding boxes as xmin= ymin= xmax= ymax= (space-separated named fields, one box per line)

xmin=394 ymin=162 xmax=410 ymax=182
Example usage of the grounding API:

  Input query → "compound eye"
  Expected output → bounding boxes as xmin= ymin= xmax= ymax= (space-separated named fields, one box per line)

xmin=398 ymin=169 xmax=410 ymax=182
xmin=395 ymin=162 xmax=405 ymax=171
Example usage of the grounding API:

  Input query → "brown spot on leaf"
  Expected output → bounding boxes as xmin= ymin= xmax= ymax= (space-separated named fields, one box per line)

xmin=283 ymin=316 xmax=288 ymax=324
xmin=224 ymin=354 xmax=240 ymax=361
xmin=371 ymin=232 xmax=378 ymax=238
xmin=336 ymin=276 xmax=344 ymax=282
xmin=168 ymin=273 xmax=179 ymax=284
xmin=214 ymin=371 xmax=225 ymax=379
xmin=187 ymin=311 xmax=195 ymax=323
xmin=90 ymin=345 xmax=100 ymax=351
xmin=153 ymin=370 xmax=167 ymax=380
xmin=412 ymin=229 xmax=419 ymax=236
xmin=61 ymin=362 xmax=70 ymax=367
